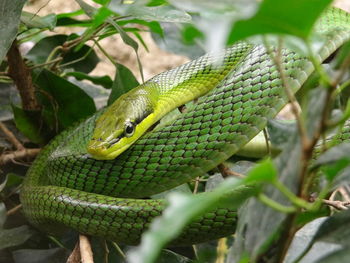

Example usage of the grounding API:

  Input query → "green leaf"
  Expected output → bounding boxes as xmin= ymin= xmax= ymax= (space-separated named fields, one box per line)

xmin=244 ymin=159 xmax=277 ymax=183
xmin=313 ymin=143 xmax=350 ymax=181
xmin=33 ymin=69 xmax=96 ymax=129
xmin=108 ymin=1 xmax=191 ymax=23
xmin=11 ymin=104 xmax=51 ymax=144
xmin=107 ymin=63 xmax=139 ymax=105
xmin=313 ymin=209 xmax=350 ymax=246
xmin=20 ymin=11 xmax=57 ymax=30
xmin=65 ymin=72 xmax=113 ymax=89
xmin=127 ymin=177 xmax=258 ymax=263
xmin=181 ymin=24 xmax=204 ymax=45
xmin=284 ymin=218 xmax=341 ymax=263
xmin=26 ymin=34 xmax=99 ymax=73
xmin=0 ymin=225 xmax=35 ymax=249
xmin=56 ymin=10 xmax=92 ymax=27
xmin=12 ymin=248 xmax=70 ymax=263
xmin=118 ymin=19 xmax=164 ymax=37
xmin=105 ymin=14 xmax=145 ymax=81
xmin=0 ymin=0 xmax=27 ymax=64
xmin=227 ymin=0 xmax=332 ymax=44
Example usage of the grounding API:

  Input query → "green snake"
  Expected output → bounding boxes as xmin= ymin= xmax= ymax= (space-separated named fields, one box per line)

xmin=20 ymin=8 xmax=350 ymax=246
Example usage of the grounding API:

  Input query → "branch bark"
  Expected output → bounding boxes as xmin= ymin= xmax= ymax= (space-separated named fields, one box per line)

xmin=7 ymin=40 xmax=40 ymax=111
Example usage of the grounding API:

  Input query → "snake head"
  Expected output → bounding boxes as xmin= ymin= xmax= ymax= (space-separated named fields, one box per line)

xmin=87 ymin=88 xmax=156 ymax=160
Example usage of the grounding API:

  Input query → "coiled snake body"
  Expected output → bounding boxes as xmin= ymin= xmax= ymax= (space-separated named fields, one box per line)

xmin=21 ymin=8 xmax=350 ymax=245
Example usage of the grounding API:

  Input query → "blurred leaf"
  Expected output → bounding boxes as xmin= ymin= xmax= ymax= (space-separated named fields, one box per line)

xmin=284 ymin=218 xmax=341 ymax=263
xmin=267 ymin=119 xmax=296 ymax=149
xmin=127 ymin=178 xmax=257 ymax=263
xmin=229 ymin=88 xmax=328 ymax=262
xmin=11 ymin=105 xmax=50 ymax=144
xmin=316 ymin=248 xmax=350 ymax=263
xmin=76 ymin=0 xmax=98 ymax=17
xmin=181 ymin=24 xmax=204 ymax=45
xmin=108 ymin=0 xmax=191 ymax=23
xmin=146 ymin=0 xmax=168 ymax=7
xmin=313 ymin=143 xmax=350 ymax=181
xmin=75 ymin=2 xmax=112 ymax=51
xmin=331 ymin=165 xmax=350 ymax=190
xmin=333 ymin=40 xmax=350 ymax=70
xmin=0 ymin=225 xmax=34 ymax=249
xmin=56 ymin=10 xmax=92 ymax=27
xmin=20 ymin=11 xmax=57 ymax=30
xmin=244 ymin=159 xmax=277 ymax=183
xmin=12 ymin=248 xmax=70 ymax=263
xmin=26 ymin=34 xmax=99 ymax=73
xmin=118 ymin=19 xmax=164 ymax=37
xmin=5 ymin=173 xmax=23 ymax=189
xmin=0 ymin=0 xmax=27 ymax=63
xmin=107 ymin=63 xmax=139 ymax=105
xmin=313 ymin=209 xmax=350 ymax=246
xmin=66 ymin=72 xmax=113 ymax=89
xmin=227 ymin=0 xmax=332 ymax=44
xmin=152 ymin=23 xmax=205 ymax=59
xmin=33 ymin=69 xmax=96 ymax=129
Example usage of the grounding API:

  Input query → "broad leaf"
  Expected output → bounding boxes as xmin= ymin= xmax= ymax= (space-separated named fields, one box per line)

xmin=227 ymin=0 xmax=332 ymax=44
xmin=33 ymin=69 xmax=96 ymax=129
xmin=12 ymin=104 xmax=51 ymax=144
xmin=0 ymin=0 xmax=26 ymax=63
xmin=127 ymin=177 xmax=258 ymax=263
xmin=107 ymin=63 xmax=139 ymax=105
xmin=20 ymin=11 xmax=57 ymax=30
xmin=108 ymin=0 xmax=191 ymax=23
xmin=66 ymin=71 xmax=113 ymax=89
xmin=0 ymin=225 xmax=35 ymax=249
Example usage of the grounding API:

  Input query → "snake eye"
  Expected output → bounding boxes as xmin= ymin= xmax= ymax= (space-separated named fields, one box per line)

xmin=124 ymin=122 xmax=135 ymax=137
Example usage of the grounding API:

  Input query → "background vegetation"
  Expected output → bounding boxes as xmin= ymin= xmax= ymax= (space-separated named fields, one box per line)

xmin=1 ymin=0 xmax=350 ymax=262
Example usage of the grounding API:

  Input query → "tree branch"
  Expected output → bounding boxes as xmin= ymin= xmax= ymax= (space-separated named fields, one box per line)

xmin=6 ymin=40 xmax=40 ymax=111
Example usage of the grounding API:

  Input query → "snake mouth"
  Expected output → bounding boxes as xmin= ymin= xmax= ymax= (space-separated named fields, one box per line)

xmin=87 ymin=137 xmax=131 ymax=160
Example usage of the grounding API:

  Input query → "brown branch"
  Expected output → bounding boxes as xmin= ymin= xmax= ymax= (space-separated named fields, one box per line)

xmin=79 ymin=235 xmax=94 ymax=263
xmin=0 ymin=148 xmax=40 ymax=165
xmin=0 ymin=122 xmax=24 ymax=150
xmin=7 ymin=40 xmax=40 ymax=111
xmin=323 ymin=199 xmax=350 ymax=210
xmin=6 ymin=204 xmax=22 ymax=216
xmin=218 ymin=163 xmax=244 ymax=178
xmin=67 ymin=242 xmax=81 ymax=263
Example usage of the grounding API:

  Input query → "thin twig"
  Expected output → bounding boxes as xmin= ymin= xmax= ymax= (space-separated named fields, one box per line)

xmin=322 ymin=199 xmax=350 ymax=210
xmin=6 ymin=204 xmax=22 ymax=216
xmin=0 ymin=148 xmax=40 ymax=165
xmin=0 ymin=122 xmax=24 ymax=150
xmin=217 ymin=163 xmax=244 ymax=178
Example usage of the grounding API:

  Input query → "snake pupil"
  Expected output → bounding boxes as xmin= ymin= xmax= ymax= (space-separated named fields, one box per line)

xmin=125 ymin=122 xmax=135 ymax=137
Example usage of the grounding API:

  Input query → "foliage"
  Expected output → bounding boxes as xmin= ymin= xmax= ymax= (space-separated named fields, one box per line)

xmin=1 ymin=0 xmax=350 ymax=263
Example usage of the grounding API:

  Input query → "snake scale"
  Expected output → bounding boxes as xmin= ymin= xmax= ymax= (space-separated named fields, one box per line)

xmin=20 ymin=8 xmax=350 ymax=245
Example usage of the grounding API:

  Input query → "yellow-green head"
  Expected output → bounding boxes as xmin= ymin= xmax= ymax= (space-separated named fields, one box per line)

xmin=88 ymin=88 xmax=156 ymax=160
